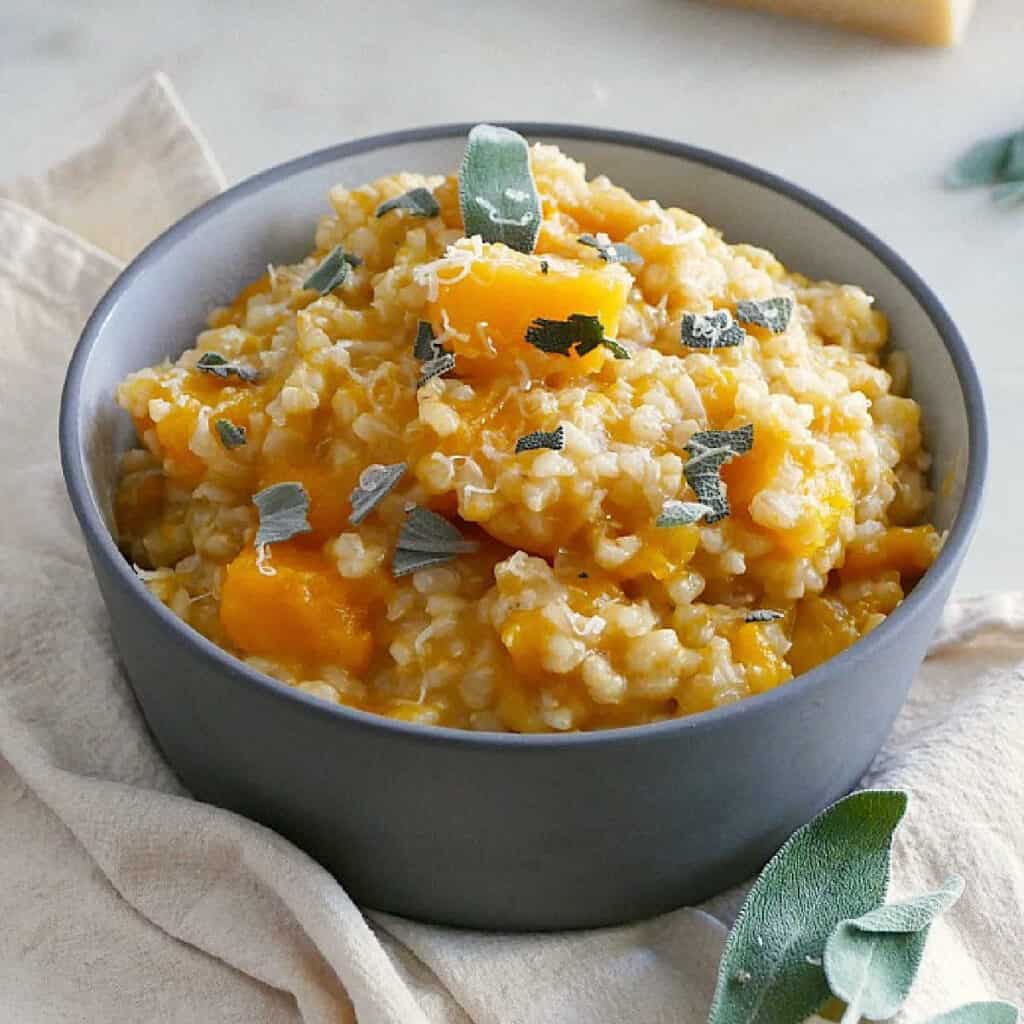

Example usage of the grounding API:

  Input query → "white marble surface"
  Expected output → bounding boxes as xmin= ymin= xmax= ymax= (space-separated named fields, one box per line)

xmin=3 ymin=0 xmax=1022 ymax=593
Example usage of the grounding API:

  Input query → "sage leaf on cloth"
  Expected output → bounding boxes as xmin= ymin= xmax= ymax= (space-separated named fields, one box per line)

xmin=459 ymin=124 xmax=542 ymax=253
xmin=707 ymin=790 xmax=908 ymax=1024
xmin=924 ymin=1004 xmax=1020 ymax=1024
xmin=946 ymin=130 xmax=1024 ymax=187
xmin=824 ymin=876 xmax=964 ymax=1023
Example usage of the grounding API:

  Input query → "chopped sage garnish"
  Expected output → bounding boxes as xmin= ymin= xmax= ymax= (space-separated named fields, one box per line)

xmin=376 ymin=186 xmax=440 ymax=219
xmin=736 ymin=297 xmax=793 ymax=334
xmin=392 ymin=505 xmax=478 ymax=577
xmin=655 ymin=500 xmax=714 ymax=528
xmin=524 ymin=314 xmax=629 ymax=360
xmin=708 ymin=791 xmax=908 ymax=1024
xmin=578 ymin=233 xmax=643 ymax=266
xmin=414 ymin=320 xmax=442 ymax=361
xmin=348 ymin=462 xmax=407 ymax=525
xmin=745 ymin=609 xmax=784 ymax=623
xmin=252 ymin=482 xmax=312 ymax=571
xmin=215 ymin=419 xmax=247 ymax=450
xmin=303 ymin=245 xmax=361 ymax=294
xmin=417 ymin=351 xmax=456 ymax=388
xmin=459 ymin=124 xmax=542 ymax=253
xmin=195 ymin=352 xmax=260 ymax=383
xmin=540 ymin=259 xmax=549 ymax=275
xmin=515 ymin=425 xmax=565 ymax=454
xmin=680 ymin=310 xmax=746 ymax=350
xmin=683 ymin=425 xmax=754 ymax=523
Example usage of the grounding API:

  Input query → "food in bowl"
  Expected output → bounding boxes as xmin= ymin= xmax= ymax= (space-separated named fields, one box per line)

xmin=113 ymin=124 xmax=940 ymax=734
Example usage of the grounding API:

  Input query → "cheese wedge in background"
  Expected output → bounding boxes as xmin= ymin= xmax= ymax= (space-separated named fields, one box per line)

xmin=715 ymin=0 xmax=978 ymax=46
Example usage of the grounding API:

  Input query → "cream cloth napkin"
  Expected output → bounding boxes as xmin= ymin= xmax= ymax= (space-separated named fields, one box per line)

xmin=1 ymin=75 xmax=1021 ymax=1023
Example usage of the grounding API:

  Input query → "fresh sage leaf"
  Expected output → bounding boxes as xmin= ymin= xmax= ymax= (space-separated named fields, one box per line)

xmin=459 ymin=124 xmax=542 ymax=253
xmin=195 ymin=352 xmax=260 ymax=383
xmin=348 ymin=462 xmax=407 ymax=525
xmin=745 ymin=609 xmax=784 ymax=623
xmin=524 ymin=314 xmax=628 ymax=360
xmin=946 ymin=132 xmax=1021 ymax=187
xmin=303 ymin=245 xmax=361 ymax=293
xmin=414 ymin=320 xmax=442 ymax=361
xmin=993 ymin=181 xmax=1024 ymax=206
xmin=681 ymin=310 xmax=746 ymax=350
xmin=215 ymin=419 xmax=247 ymax=449
xmin=376 ymin=186 xmax=440 ymax=219
xmin=707 ymin=789 xmax=908 ymax=1024
xmin=655 ymin=500 xmax=713 ymax=527
xmin=683 ymin=425 xmax=754 ymax=524
xmin=253 ymin=482 xmax=312 ymax=553
xmin=824 ymin=876 xmax=964 ymax=1024
xmin=923 ymin=1003 xmax=1020 ymax=1024
xmin=515 ymin=425 xmax=565 ymax=454
xmin=736 ymin=298 xmax=793 ymax=334
xmin=578 ymin=233 xmax=643 ymax=265
xmin=417 ymin=351 xmax=456 ymax=388
xmin=392 ymin=505 xmax=478 ymax=577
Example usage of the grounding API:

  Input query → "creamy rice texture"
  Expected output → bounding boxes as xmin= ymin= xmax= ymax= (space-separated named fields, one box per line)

xmin=114 ymin=143 xmax=940 ymax=732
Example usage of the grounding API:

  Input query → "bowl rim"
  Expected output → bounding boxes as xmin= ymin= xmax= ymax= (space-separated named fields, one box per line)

xmin=60 ymin=120 xmax=988 ymax=750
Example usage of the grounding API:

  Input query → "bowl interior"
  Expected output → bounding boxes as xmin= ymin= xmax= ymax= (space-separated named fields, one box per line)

xmin=70 ymin=126 xmax=971 ymax=566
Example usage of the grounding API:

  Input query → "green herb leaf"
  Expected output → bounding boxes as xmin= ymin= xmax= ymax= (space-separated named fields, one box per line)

xmin=253 ymin=482 xmax=312 ymax=551
xmin=600 ymin=337 xmax=631 ymax=360
xmin=348 ymin=462 xmax=407 ymax=525
xmin=515 ymin=425 xmax=565 ymax=454
xmin=681 ymin=310 xmax=746 ymax=350
xmin=578 ymin=233 xmax=643 ymax=265
xmin=745 ymin=610 xmax=784 ymax=623
xmin=417 ymin=351 xmax=456 ymax=388
xmin=376 ymin=186 xmax=440 ymax=219
xmin=459 ymin=124 xmax=542 ymax=253
xmin=707 ymin=790 xmax=908 ymax=1024
xmin=946 ymin=132 xmax=1021 ymax=187
xmin=655 ymin=500 xmax=713 ymax=527
xmin=215 ymin=419 xmax=247 ymax=449
xmin=392 ymin=505 xmax=478 ymax=577
xmin=303 ymin=245 xmax=361 ymax=294
xmin=924 ymin=1003 xmax=1020 ymax=1024
xmin=540 ymin=259 xmax=550 ymax=275
xmin=196 ymin=352 xmax=260 ymax=383
xmin=824 ymin=876 xmax=964 ymax=1024
xmin=683 ymin=425 xmax=754 ymax=524
xmin=736 ymin=298 xmax=793 ymax=334
xmin=523 ymin=314 xmax=628 ymax=360
xmin=414 ymin=320 xmax=442 ymax=361
xmin=993 ymin=181 xmax=1024 ymax=206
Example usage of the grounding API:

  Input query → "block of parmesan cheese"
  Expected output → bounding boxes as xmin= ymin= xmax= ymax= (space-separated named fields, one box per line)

xmin=715 ymin=0 xmax=977 ymax=46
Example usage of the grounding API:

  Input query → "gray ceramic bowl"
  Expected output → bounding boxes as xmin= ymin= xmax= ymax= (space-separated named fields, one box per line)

xmin=60 ymin=124 xmax=986 ymax=930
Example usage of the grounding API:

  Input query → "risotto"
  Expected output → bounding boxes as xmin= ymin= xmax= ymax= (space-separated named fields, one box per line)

xmin=114 ymin=125 xmax=940 ymax=733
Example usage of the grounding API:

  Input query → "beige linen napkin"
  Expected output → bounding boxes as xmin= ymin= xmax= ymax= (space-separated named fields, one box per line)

xmin=1 ymin=74 xmax=1020 ymax=1023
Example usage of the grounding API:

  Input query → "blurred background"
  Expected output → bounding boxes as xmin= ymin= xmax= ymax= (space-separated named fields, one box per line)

xmin=3 ymin=0 xmax=1021 ymax=591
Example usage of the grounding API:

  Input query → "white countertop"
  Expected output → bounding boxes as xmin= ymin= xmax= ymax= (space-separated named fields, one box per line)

xmin=4 ymin=0 xmax=1022 ymax=594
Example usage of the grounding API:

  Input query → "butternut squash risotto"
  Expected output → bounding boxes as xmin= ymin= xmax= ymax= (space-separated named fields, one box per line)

xmin=114 ymin=125 xmax=940 ymax=732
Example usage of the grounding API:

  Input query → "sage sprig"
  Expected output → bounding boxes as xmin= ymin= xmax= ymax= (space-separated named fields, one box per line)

xmin=924 ymin=1004 xmax=1020 ymax=1024
xmin=824 ymin=876 xmax=964 ymax=1024
xmin=946 ymin=129 xmax=1024 ymax=205
xmin=707 ymin=790 xmax=907 ymax=1024
xmin=459 ymin=124 xmax=542 ymax=253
